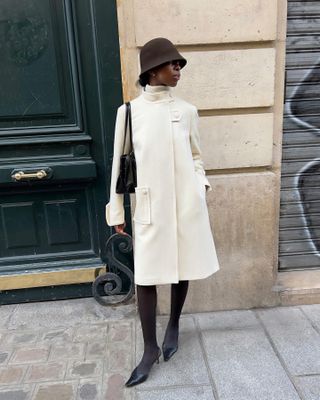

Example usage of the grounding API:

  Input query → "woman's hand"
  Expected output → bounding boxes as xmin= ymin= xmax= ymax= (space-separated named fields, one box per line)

xmin=115 ymin=222 xmax=129 ymax=235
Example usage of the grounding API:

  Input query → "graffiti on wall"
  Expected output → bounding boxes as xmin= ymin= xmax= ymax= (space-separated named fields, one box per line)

xmin=279 ymin=1 xmax=320 ymax=269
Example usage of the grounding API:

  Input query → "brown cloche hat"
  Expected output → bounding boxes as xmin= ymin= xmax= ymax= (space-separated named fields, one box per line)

xmin=139 ymin=37 xmax=187 ymax=78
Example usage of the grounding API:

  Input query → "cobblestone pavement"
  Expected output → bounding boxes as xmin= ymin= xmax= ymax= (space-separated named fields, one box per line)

xmin=0 ymin=297 xmax=136 ymax=400
xmin=0 ymin=298 xmax=320 ymax=399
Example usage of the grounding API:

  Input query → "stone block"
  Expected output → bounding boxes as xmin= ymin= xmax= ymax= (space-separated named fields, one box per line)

xmin=157 ymin=172 xmax=280 ymax=313
xmin=0 ymin=387 xmax=31 ymax=400
xmin=108 ymin=321 xmax=133 ymax=343
xmin=257 ymin=306 xmax=320 ymax=375
xmin=24 ymin=362 xmax=66 ymax=383
xmin=10 ymin=347 xmax=49 ymax=364
xmin=0 ymin=365 xmax=25 ymax=384
xmin=65 ymin=360 xmax=103 ymax=379
xmin=134 ymin=0 xmax=277 ymax=44
xmin=0 ymin=351 xmax=10 ymax=365
xmin=0 ymin=305 xmax=17 ymax=329
xmin=200 ymin=113 xmax=274 ymax=170
xmin=49 ymin=342 xmax=85 ymax=361
xmin=73 ymin=324 xmax=108 ymax=342
xmin=77 ymin=379 xmax=101 ymax=400
xmin=106 ymin=346 xmax=132 ymax=372
xmin=2 ymin=332 xmax=37 ymax=346
xmin=85 ymin=341 xmax=107 ymax=360
xmin=107 ymin=346 xmax=132 ymax=373
xmin=33 ymin=382 xmax=76 ymax=400
xmin=40 ymin=328 xmax=74 ymax=343
xmin=103 ymin=373 xmax=132 ymax=400
xmin=174 ymin=48 xmax=275 ymax=110
xmin=196 ymin=309 xmax=259 ymax=331
xmin=294 ymin=376 xmax=320 ymax=400
xmin=299 ymin=304 xmax=320 ymax=331
xmin=199 ymin=311 xmax=300 ymax=399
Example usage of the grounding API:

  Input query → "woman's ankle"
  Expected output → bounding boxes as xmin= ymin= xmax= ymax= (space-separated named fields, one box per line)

xmin=143 ymin=344 xmax=160 ymax=353
xmin=167 ymin=319 xmax=179 ymax=330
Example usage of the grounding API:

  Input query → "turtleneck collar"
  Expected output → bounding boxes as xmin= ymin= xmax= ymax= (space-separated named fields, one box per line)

xmin=141 ymin=84 xmax=174 ymax=103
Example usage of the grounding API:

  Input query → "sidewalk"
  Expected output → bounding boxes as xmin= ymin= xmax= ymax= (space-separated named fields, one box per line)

xmin=0 ymin=298 xmax=320 ymax=400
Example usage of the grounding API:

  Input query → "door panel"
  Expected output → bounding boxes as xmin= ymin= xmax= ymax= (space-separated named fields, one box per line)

xmin=0 ymin=187 xmax=94 ymax=267
xmin=0 ymin=0 xmax=130 ymax=294
xmin=0 ymin=0 xmax=81 ymax=129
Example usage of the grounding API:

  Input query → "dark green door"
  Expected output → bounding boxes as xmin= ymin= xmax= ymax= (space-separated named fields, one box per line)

xmin=0 ymin=0 xmax=128 ymax=302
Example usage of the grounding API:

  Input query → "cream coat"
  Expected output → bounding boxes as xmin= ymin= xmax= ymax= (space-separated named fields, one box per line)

xmin=105 ymin=84 xmax=220 ymax=285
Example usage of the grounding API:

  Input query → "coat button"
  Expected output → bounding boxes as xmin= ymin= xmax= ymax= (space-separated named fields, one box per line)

xmin=171 ymin=110 xmax=181 ymax=121
xmin=143 ymin=189 xmax=147 ymax=194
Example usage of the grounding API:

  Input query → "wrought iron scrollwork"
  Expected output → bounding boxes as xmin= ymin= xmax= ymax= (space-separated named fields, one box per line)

xmin=92 ymin=233 xmax=135 ymax=306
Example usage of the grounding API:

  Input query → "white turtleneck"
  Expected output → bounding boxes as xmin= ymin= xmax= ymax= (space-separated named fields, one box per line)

xmin=142 ymin=84 xmax=173 ymax=103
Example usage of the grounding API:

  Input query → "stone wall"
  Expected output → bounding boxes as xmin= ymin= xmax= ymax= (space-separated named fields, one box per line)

xmin=116 ymin=0 xmax=287 ymax=312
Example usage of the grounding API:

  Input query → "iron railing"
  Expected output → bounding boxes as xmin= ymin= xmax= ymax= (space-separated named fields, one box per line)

xmin=92 ymin=233 xmax=134 ymax=306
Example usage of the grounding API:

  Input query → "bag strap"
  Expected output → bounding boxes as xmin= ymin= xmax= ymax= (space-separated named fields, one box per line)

xmin=122 ymin=102 xmax=133 ymax=154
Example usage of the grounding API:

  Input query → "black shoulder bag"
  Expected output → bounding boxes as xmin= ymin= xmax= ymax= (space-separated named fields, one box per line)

xmin=115 ymin=102 xmax=137 ymax=194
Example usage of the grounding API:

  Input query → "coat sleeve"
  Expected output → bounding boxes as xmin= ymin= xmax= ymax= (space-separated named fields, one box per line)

xmin=189 ymin=105 xmax=212 ymax=192
xmin=105 ymin=104 xmax=127 ymax=226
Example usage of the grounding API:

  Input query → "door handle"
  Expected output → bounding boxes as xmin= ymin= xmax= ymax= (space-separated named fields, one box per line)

xmin=11 ymin=169 xmax=48 ymax=181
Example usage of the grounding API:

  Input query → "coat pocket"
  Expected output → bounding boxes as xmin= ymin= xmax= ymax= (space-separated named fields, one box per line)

xmin=133 ymin=186 xmax=151 ymax=224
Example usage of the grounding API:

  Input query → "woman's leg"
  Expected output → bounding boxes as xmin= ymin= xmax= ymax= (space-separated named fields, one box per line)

xmin=129 ymin=284 xmax=160 ymax=376
xmin=162 ymin=280 xmax=189 ymax=352
xmin=137 ymin=284 xmax=160 ymax=364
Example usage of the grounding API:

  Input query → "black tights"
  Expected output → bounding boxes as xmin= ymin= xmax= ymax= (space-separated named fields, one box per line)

xmin=164 ymin=280 xmax=189 ymax=347
xmin=134 ymin=280 xmax=189 ymax=373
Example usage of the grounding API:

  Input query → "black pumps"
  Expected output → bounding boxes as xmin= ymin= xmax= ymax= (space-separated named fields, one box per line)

xmin=125 ymin=348 xmax=161 ymax=387
xmin=162 ymin=326 xmax=179 ymax=361
xmin=162 ymin=342 xmax=178 ymax=361
xmin=125 ymin=336 xmax=179 ymax=388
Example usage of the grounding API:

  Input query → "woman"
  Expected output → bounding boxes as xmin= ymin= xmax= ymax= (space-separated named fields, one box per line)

xmin=105 ymin=37 xmax=220 ymax=387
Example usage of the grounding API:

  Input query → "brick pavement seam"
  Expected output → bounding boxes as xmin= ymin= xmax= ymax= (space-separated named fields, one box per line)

xmin=299 ymin=306 xmax=320 ymax=337
xmin=193 ymin=315 xmax=219 ymax=400
xmin=294 ymin=372 xmax=320 ymax=378
xmin=21 ymin=363 xmax=31 ymax=384
xmin=253 ymin=309 xmax=306 ymax=400
xmin=102 ymin=320 xmax=110 ymax=398
xmin=64 ymin=359 xmax=72 ymax=382
xmin=100 ymin=336 xmax=106 ymax=400
xmin=5 ymin=345 xmax=16 ymax=365
xmin=75 ymin=378 xmax=81 ymax=399
xmin=135 ymin=382 xmax=213 ymax=392
xmin=0 ymin=349 xmax=12 ymax=367
xmin=3 ymin=304 xmax=19 ymax=330
xmin=29 ymin=382 xmax=38 ymax=400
